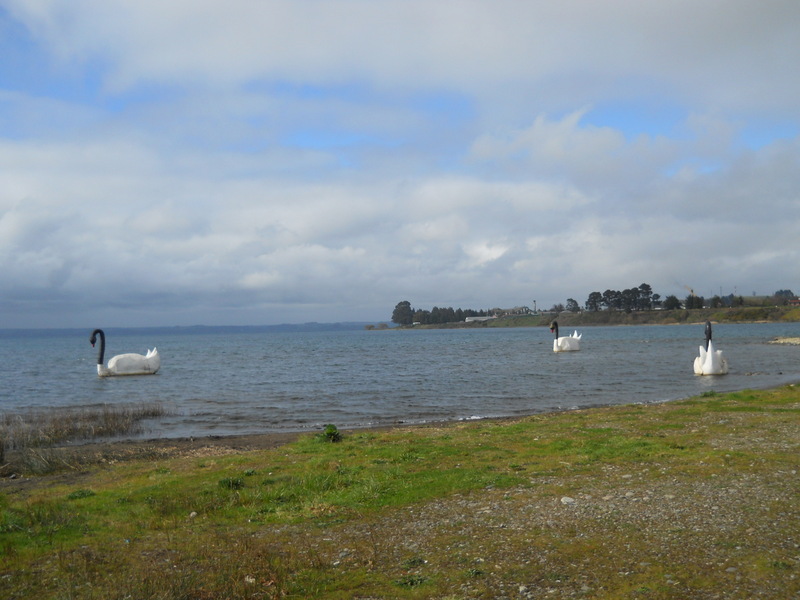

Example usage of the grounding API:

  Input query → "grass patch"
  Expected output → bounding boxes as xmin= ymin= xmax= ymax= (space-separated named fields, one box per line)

xmin=1 ymin=403 xmax=168 ymax=449
xmin=1 ymin=386 xmax=798 ymax=599
xmin=0 ymin=403 xmax=170 ymax=475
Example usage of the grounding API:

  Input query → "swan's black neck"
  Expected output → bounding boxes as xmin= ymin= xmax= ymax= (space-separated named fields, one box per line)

xmin=550 ymin=321 xmax=559 ymax=339
xmin=704 ymin=320 xmax=712 ymax=350
xmin=90 ymin=329 xmax=105 ymax=365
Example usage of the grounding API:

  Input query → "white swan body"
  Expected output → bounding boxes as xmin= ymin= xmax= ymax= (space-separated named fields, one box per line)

xmin=693 ymin=340 xmax=728 ymax=375
xmin=550 ymin=321 xmax=581 ymax=352
xmin=693 ymin=321 xmax=728 ymax=375
xmin=90 ymin=329 xmax=160 ymax=377
xmin=554 ymin=332 xmax=582 ymax=352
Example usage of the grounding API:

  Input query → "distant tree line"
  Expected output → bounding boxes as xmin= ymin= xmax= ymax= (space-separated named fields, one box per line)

xmin=391 ymin=300 xmax=491 ymax=326
xmin=583 ymin=283 xmax=660 ymax=313
xmin=393 ymin=288 xmax=796 ymax=326
xmin=582 ymin=286 xmax=796 ymax=312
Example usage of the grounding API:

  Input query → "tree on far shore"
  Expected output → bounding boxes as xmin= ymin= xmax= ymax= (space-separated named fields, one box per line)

xmin=589 ymin=283 xmax=656 ymax=312
xmin=773 ymin=289 xmax=796 ymax=305
xmin=685 ymin=294 xmax=705 ymax=309
xmin=392 ymin=300 xmax=413 ymax=325
xmin=663 ymin=295 xmax=681 ymax=310
xmin=585 ymin=291 xmax=602 ymax=311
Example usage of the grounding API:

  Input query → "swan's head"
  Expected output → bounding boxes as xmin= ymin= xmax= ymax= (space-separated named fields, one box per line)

xmin=90 ymin=328 xmax=105 ymax=348
xmin=549 ymin=320 xmax=558 ymax=333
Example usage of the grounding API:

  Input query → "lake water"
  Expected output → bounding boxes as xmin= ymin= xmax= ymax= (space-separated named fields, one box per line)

xmin=2 ymin=322 xmax=799 ymax=440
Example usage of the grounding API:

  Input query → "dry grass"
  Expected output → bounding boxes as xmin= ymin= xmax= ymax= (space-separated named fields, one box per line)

xmin=0 ymin=403 xmax=167 ymax=473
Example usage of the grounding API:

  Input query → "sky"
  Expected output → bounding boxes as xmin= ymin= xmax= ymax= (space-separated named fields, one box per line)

xmin=1 ymin=1 xmax=799 ymax=328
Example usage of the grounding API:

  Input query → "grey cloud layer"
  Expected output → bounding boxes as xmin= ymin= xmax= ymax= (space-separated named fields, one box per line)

xmin=1 ymin=1 xmax=798 ymax=327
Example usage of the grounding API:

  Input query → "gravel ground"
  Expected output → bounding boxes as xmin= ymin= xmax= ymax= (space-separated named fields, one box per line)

xmin=295 ymin=471 xmax=797 ymax=599
xmin=295 ymin=409 xmax=800 ymax=599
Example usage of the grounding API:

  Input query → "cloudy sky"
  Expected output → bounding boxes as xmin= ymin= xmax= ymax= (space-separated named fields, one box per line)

xmin=1 ymin=1 xmax=799 ymax=328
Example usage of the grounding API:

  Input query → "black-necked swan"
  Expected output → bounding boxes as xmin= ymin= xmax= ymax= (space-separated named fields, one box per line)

xmin=550 ymin=320 xmax=581 ymax=352
xmin=89 ymin=329 xmax=160 ymax=377
xmin=693 ymin=321 xmax=728 ymax=375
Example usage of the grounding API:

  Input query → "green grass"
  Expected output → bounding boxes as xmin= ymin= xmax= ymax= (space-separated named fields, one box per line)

xmin=1 ymin=385 xmax=798 ymax=599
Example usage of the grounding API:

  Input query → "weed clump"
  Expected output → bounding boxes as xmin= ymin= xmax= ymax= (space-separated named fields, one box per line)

xmin=67 ymin=489 xmax=96 ymax=500
xmin=317 ymin=424 xmax=342 ymax=443
xmin=395 ymin=574 xmax=429 ymax=588
xmin=218 ymin=477 xmax=245 ymax=490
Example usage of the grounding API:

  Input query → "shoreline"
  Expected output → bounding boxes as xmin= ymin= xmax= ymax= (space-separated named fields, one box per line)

xmin=0 ymin=414 xmax=539 ymax=475
xmin=6 ymin=376 xmax=800 ymax=471
xmin=45 ymin=371 xmax=800 ymax=455
xmin=0 ymin=390 xmax=767 ymax=472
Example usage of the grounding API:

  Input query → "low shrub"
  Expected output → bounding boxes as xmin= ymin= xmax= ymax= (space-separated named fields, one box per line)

xmin=318 ymin=424 xmax=342 ymax=443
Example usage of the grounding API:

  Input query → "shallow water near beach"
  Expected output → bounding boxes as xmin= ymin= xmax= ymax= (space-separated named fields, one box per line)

xmin=2 ymin=322 xmax=799 ymax=440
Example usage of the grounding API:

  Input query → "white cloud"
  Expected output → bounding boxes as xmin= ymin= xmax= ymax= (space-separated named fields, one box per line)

xmin=461 ymin=241 xmax=509 ymax=268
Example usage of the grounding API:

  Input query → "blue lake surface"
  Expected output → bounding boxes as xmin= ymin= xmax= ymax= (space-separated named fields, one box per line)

xmin=2 ymin=322 xmax=799 ymax=440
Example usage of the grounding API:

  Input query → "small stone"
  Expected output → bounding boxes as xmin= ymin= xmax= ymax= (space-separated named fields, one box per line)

xmin=188 ymin=511 xmax=197 ymax=519
xmin=561 ymin=496 xmax=576 ymax=505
